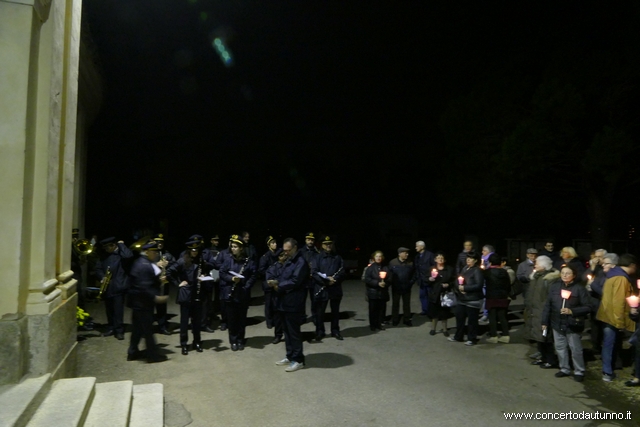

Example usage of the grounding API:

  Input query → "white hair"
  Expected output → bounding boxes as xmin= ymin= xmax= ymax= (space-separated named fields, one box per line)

xmin=604 ymin=253 xmax=619 ymax=265
xmin=595 ymin=248 xmax=607 ymax=256
xmin=416 ymin=241 xmax=425 ymax=247
xmin=536 ymin=255 xmax=552 ymax=270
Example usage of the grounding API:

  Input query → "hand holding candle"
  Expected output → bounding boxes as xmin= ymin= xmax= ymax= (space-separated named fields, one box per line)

xmin=379 ymin=271 xmax=387 ymax=280
xmin=431 ymin=269 xmax=438 ymax=278
xmin=561 ymin=289 xmax=572 ymax=309
xmin=458 ymin=276 xmax=464 ymax=285
xmin=627 ymin=295 xmax=640 ymax=308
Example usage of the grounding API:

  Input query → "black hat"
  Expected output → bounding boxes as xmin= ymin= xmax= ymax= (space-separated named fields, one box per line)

xmin=266 ymin=235 xmax=276 ymax=245
xmin=72 ymin=228 xmax=80 ymax=236
xmin=153 ymin=233 xmax=164 ymax=241
xmin=305 ymin=232 xmax=315 ymax=240
xmin=275 ymin=248 xmax=284 ymax=257
xmin=322 ymin=235 xmax=333 ymax=244
xmin=100 ymin=237 xmax=116 ymax=245
xmin=397 ymin=247 xmax=410 ymax=254
xmin=142 ymin=241 xmax=159 ymax=251
xmin=185 ymin=240 xmax=201 ymax=249
xmin=211 ymin=234 xmax=220 ymax=240
xmin=229 ymin=234 xmax=244 ymax=246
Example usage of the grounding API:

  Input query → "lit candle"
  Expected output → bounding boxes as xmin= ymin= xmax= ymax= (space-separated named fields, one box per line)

xmin=431 ymin=269 xmax=438 ymax=278
xmin=587 ymin=274 xmax=592 ymax=281
xmin=458 ymin=276 xmax=464 ymax=285
xmin=637 ymin=279 xmax=640 ymax=290
xmin=561 ymin=289 xmax=572 ymax=309
xmin=627 ymin=295 xmax=640 ymax=308
xmin=379 ymin=271 xmax=387 ymax=280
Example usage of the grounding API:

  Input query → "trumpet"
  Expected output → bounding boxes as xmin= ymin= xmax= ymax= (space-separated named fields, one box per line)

xmin=97 ymin=266 xmax=111 ymax=301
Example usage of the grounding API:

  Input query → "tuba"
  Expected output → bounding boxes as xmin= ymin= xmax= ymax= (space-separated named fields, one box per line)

xmin=73 ymin=238 xmax=94 ymax=257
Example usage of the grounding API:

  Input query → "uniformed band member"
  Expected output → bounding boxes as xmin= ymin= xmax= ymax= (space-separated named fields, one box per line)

xmin=311 ymin=236 xmax=346 ymax=340
xmin=127 ymin=241 xmax=168 ymax=363
xmin=219 ymin=235 xmax=256 ymax=351
xmin=71 ymin=228 xmax=86 ymax=309
xmin=266 ymin=249 xmax=287 ymax=344
xmin=241 ymin=231 xmax=258 ymax=262
xmin=214 ymin=236 xmax=234 ymax=331
xmin=300 ymin=232 xmax=319 ymax=321
xmin=95 ymin=237 xmax=133 ymax=340
xmin=166 ymin=239 xmax=213 ymax=355
xmin=272 ymin=238 xmax=309 ymax=372
xmin=153 ymin=234 xmax=175 ymax=335
xmin=209 ymin=234 xmax=222 ymax=322
xmin=259 ymin=237 xmax=282 ymax=342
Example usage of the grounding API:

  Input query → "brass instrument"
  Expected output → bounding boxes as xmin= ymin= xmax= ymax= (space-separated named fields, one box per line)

xmin=159 ymin=254 xmax=168 ymax=286
xmin=129 ymin=235 xmax=152 ymax=252
xmin=73 ymin=238 xmax=94 ymax=257
xmin=97 ymin=266 xmax=111 ymax=301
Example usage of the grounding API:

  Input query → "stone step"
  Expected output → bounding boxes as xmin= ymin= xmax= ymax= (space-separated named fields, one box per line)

xmin=84 ymin=381 xmax=133 ymax=427
xmin=129 ymin=383 xmax=163 ymax=427
xmin=26 ymin=377 xmax=95 ymax=427
xmin=0 ymin=374 xmax=51 ymax=427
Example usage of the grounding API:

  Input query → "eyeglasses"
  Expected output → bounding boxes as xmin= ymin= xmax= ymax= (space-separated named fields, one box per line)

xmin=602 ymin=262 xmax=613 ymax=266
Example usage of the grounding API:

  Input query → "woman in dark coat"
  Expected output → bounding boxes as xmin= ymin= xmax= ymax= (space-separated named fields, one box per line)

xmin=525 ymin=255 xmax=560 ymax=368
xmin=484 ymin=253 xmax=512 ymax=343
xmin=541 ymin=265 xmax=591 ymax=382
xmin=450 ymin=251 xmax=484 ymax=346
xmin=364 ymin=251 xmax=390 ymax=331
xmin=427 ymin=252 xmax=454 ymax=336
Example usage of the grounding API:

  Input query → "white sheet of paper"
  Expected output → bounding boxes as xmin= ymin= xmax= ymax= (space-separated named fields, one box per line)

xmin=317 ymin=272 xmax=328 ymax=279
xmin=152 ymin=264 xmax=162 ymax=276
xmin=199 ymin=276 xmax=214 ymax=281
xmin=229 ymin=271 xmax=245 ymax=279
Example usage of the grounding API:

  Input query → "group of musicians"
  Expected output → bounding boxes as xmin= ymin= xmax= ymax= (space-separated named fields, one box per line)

xmin=86 ymin=231 xmax=345 ymax=371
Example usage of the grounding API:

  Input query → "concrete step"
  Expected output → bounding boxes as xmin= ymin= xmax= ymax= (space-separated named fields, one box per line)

xmin=129 ymin=383 xmax=163 ymax=427
xmin=26 ymin=377 xmax=95 ymax=427
xmin=84 ymin=380 xmax=133 ymax=427
xmin=0 ymin=374 xmax=51 ymax=427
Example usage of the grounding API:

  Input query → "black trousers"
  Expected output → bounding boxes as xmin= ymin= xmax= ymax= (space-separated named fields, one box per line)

xmin=219 ymin=299 xmax=228 ymax=326
xmin=314 ymin=298 xmax=342 ymax=335
xmin=488 ymin=307 xmax=510 ymax=337
xmin=155 ymin=283 xmax=170 ymax=329
xmin=279 ymin=311 xmax=305 ymax=364
xmin=265 ymin=291 xmax=284 ymax=338
xmin=200 ymin=286 xmax=213 ymax=328
xmin=537 ymin=341 xmax=557 ymax=365
xmin=392 ymin=292 xmax=412 ymax=324
xmin=179 ymin=302 xmax=202 ymax=346
xmin=129 ymin=309 xmax=158 ymax=359
xmin=105 ymin=294 xmax=125 ymax=333
xmin=225 ymin=300 xmax=248 ymax=345
xmin=454 ymin=304 xmax=480 ymax=341
xmin=368 ymin=299 xmax=386 ymax=329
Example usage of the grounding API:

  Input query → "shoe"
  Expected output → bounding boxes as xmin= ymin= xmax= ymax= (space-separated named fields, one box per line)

xmin=429 ymin=330 xmax=436 ymax=336
xmin=403 ymin=321 xmax=413 ymax=327
xmin=127 ymin=351 xmax=140 ymax=361
xmin=181 ymin=346 xmax=189 ymax=355
xmin=158 ymin=328 xmax=171 ymax=336
xmin=315 ymin=334 xmax=325 ymax=342
xmin=266 ymin=323 xmax=273 ymax=329
xmin=194 ymin=343 xmax=203 ymax=353
xmin=530 ymin=359 xmax=543 ymax=366
xmin=602 ymin=373 xmax=616 ymax=382
xmin=465 ymin=340 xmax=476 ymax=346
xmin=486 ymin=336 xmax=498 ymax=344
xmin=231 ymin=343 xmax=238 ymax=351
xmin=272 ymin=336 xmax=283 ymax=344
xmin=443 ymin=330 xmax=450 ymax=337
xmin=624 ymin=379 xmax=640 ymax=387
xmin=574 ymin=375 xmax=584 ymax=383
xmin=103 ymin=330 xmax=115 ymax=337
xmin=238 ymin=342 xmax=245 ymax=351
xmin=147 ymin=355 xmax=168 ymax=364
xmin=285 ymin=361 xmax=304 ymax=372
xmin=498 ymin=336 xmax=510 ymax=344
xmin=448 ymin=337 xmax=460 ymax=342
xmin=478 ymin=317 xmax=489 ymax=325
xmin=332 ymin=333 xmax=343 ymax=340
xmin=392 ymin=322 xmax=399 ymax=327
xmin=529 ymin=351 xmax=542 ymax=359
xmin=555 ymin=371 xmax=570 ymax=378
xmin=379 ymin=325 xmax=385 ymax=331
xmin=275 ymin=358 xmax=290 ymax=366
xmin=540 ymin=363 xmax=558 ymax=369
xmin=203 ymin=326 xmax=215 ymax=333
xmin=115 ymin=333 xmax=124 ymax=340
xmin=220 ymin=324 xmax=228 ymax=331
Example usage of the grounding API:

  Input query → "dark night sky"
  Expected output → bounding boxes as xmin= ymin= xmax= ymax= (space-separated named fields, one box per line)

xmin=82 ymin=1 xmax=639 ymax=256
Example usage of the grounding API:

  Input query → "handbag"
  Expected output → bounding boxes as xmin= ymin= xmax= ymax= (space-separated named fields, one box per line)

xmin=509 ymin=280 xmax=524 ymax=299
xmin=567 ymin=315 xmax=585 ymax=333
xmin=441 ymin=291 xmax=457 ymax=308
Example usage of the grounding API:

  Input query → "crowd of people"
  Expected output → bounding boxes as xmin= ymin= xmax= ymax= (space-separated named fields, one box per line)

xmin=72 ymin=231 xmax=639 ymax=382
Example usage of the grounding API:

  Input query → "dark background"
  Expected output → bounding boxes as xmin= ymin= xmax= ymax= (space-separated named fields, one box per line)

xmin=82 ymin=1 xmax=640 ymax=261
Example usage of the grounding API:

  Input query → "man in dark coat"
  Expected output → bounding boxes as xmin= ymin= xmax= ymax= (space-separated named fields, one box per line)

xmin=95 ymin=237 xmax=134 ymax=340
xmin=265 ymin=248 xmax=286 ymax=344
xmin=300 ymin=232 xmax=320 ymax=322
xmin=311 ymin=236 xmax=346 ymax=340
xmin=456 ymin=241 xmax=474 ymax=275
xmin=127 ymin=241 xmax=168 ymax=363
xmin=271 ymin=238 xmax=309 ymax=372
xmin=388 ymin=247 xmax=416 ymax=326
xmin=259 ymin=236 xmax=280 ymax=331
xmin=414 ymin=240 xmax=435 ymax=316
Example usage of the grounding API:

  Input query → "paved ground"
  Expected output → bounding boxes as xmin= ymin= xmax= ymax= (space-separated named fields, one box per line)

xmin=77 ymin=280 xmax=638 ymax=427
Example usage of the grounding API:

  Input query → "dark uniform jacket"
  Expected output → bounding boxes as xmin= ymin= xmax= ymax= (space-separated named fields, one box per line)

xmin=166 ymin=255 xmax=213 ymax=304
xmin=364 ymin=263 xmax=390 ymax=301
xmin=457 ymin=265 xmax=484 ymax=305
xmin=259 ymin=250 xmax=280 ymax=291
xmin=311 ymin=251 xmax=346 ymax=301
xmin=388 ymin=257 xmax=415 ymax=294
xmin=266 ymin=261 xmax=285 ymax=306
xmin=414 ymin=250 xmax=435 ymax=286
xmin=95 ymin=243 xmax=134 ymax=297
xmin=128 ymin=255 xmax=161 ymax=310
xmin=275 ymin=250 xmax=310 ymax=313
xmin=541 ymin=279 xmax=590 ymax=333
xmin=219 ymin=255 xmax=256 ymax=303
